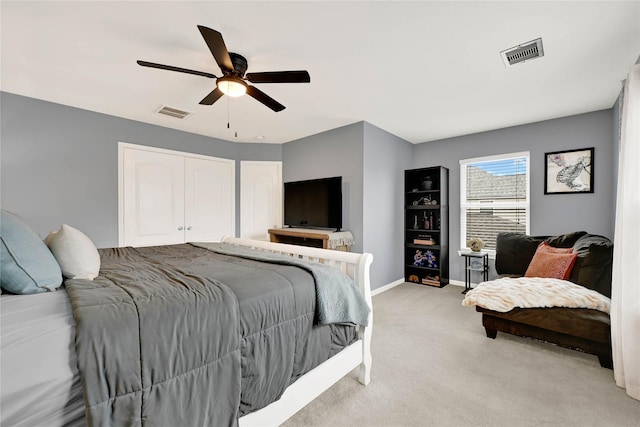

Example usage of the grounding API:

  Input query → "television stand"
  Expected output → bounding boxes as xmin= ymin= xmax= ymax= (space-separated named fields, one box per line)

xmin=268 ymin=228 xmax=354 ymax=252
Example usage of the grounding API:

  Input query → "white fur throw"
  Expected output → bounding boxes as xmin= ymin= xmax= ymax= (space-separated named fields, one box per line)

xmin=462 ymin=277 xmax=611 ymax=314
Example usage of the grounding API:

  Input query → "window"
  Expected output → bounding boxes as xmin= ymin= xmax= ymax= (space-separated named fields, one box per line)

xmin=460 ymin=152 xmax=530 ymax=252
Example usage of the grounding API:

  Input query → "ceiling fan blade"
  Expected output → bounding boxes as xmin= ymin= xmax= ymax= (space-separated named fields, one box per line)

xmin=197 ymin=25 xmax=234 ymax=74
xmin=246 ymin=70 xmax=311 ymax=84
xmin=199 ymin=87 xmax=224 ymax=105
xmin=246 ymin=86 xmax=285 ymax=112
xmin=137 ymin=60 xmax=216 ymax=79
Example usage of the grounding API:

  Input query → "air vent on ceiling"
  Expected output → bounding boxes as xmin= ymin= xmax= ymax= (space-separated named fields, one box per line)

xmin=156 ymin=105 xmax=191 ymax=119
xmin=500 ymin=38 xmax=544 ymax=67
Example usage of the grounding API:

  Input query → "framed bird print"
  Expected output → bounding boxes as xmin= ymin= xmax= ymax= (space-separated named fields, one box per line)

xmin=544 ymin=147 xmax=594 ymax=194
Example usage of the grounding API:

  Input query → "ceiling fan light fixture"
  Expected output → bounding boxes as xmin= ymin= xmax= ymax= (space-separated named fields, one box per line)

xmin=217 ymin=76 xmax=247 ymax=97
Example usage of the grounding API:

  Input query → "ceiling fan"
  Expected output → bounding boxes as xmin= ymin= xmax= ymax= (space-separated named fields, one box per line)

xmin=137 ymin=25 xmax=310 ymax=112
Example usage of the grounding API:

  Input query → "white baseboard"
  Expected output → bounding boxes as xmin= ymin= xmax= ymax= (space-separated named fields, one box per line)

xmin=372 ymin=278 xmax=469 ymax=295
xmin=371 ymin=278 xmax=405 ymax=296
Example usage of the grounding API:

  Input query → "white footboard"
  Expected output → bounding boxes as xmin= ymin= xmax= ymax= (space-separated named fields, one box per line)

xmin=220 ymin=237 xmax=373 ymax=427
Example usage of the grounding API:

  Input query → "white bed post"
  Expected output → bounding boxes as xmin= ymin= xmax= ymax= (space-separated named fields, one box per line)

xmin=357 ymin=253 xmax=373 ymax=385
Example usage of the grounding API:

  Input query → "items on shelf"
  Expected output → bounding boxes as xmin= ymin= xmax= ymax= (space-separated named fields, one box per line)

xmin=408 ymin=273 xmax=441 ymax=286
xmin=421 ymin=275 xmax=440 ymax=286
xmin=413 ymin=234 xmax=435 ymax=245
xmin=421 ymin=211 xmax=435 ymax=230
xmin=421 ymin=177 xmax=434 ymax=191
xmin=412 ymin=249 xmax=438 ymax=268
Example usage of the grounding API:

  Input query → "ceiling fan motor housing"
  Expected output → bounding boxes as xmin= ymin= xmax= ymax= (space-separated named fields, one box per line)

xmin=229 ymin=52 xmax=248 ymax=77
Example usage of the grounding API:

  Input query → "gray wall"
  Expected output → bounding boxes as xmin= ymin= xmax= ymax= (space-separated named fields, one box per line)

xmin=413 ymin=109 xmax=615 ymax=282
xmin=0 ymin=92 xmax=282 ymax=247
xmin=282 ymin=121 xmax=413 ymax=290
xmin=282 ymin=122 xmax=364 ymax=253
xmin=362 ymin=122 xmax=412 ymax=289
xmin=1 ymin=91 xmax=619 ymax=289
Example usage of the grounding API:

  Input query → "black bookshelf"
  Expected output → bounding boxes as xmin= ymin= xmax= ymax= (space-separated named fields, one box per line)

xmin=404 ymin=166 xmax=449 ymax=287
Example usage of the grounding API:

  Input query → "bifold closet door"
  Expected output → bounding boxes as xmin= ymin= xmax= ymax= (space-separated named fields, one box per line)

xmin=121 ymin=144 xmax=235 ymax=247
xmin=185 ymin=157 xmax=234 ymax=243
xmin=122 ymin=148 xmax=185 ymax=247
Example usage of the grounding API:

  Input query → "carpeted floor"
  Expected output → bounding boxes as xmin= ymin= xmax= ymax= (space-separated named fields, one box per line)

xmin=282 ymin=283 xmax=640 ymax=427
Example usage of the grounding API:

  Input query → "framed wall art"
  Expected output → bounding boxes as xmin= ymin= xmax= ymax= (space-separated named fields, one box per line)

xmin=544 ymin=147 xmax=594 ymax=194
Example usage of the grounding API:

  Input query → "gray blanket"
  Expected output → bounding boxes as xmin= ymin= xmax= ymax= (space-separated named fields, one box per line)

xmin=66 ymin=244 xmax=357 ymax=426
xmin=192 ymin=242 xmax=370 ymax=326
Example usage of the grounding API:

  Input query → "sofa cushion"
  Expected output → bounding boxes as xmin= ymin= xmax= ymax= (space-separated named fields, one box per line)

xmin=495 ymin=233 xmax=546 ymax=276
xmin=569 ymin=234 xmax=613 ymax=298
xmin=545 ymin=231 xmax=588 ymax=248
xmin=525 ymin=242 xmax=577 ymax=280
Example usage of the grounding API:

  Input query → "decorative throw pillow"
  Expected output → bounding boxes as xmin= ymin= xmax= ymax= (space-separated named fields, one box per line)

xmin=45 ymin=224 xmax=100 ymax=280
xmin=525 ymin=242 xmax=577 ymax=280
xmin=0 ymin=210 xmax=63 ymax=294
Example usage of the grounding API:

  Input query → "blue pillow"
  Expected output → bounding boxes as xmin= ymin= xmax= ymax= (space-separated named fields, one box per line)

xmin=0 ymin=210 xmax=62 ymax=294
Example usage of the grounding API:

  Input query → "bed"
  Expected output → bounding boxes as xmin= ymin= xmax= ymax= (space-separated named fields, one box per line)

xmin=1 ymin=229 xmax=373 ymax=427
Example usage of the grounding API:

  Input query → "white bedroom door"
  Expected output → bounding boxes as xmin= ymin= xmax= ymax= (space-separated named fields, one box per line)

xmin=120 ymin=143 xmax=235 ymax=247
xmin=185 ymin=157 xmax=235 ymax=242
xmin=122 ymin=147 xmax=186 ymax=247
xmin=240 ymin=161 xmax=282 ymax=241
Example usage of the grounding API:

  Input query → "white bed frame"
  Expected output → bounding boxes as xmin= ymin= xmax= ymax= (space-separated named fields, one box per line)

xmin=220 ymin=237 xmax=373 ymax=427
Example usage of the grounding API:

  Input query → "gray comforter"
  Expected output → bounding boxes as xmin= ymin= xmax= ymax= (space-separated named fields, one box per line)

xmin=65 ymin=244 xmax=358 ymax=427
xmin=192 ymin=242 xmax=370 ymax=326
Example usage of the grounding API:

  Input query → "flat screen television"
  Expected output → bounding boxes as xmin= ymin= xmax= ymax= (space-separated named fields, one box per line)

xmin=284 ymin=176 xmax=342 ymax=231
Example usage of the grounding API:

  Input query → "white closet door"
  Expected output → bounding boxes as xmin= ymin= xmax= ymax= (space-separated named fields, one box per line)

xmin=185 ymin=157 xmax=235 ymax=242
xmin=122 ymin=148 xmax=185 ymax=247
xmin=240 ymin=161 xmax=282 ymax=241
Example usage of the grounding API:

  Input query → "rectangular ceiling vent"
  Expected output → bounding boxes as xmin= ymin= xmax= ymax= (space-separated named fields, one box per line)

xmin=500 ymin=38 xmax=544 ymax=67
xmin=156 ymin=105 xmax=191 ymax=119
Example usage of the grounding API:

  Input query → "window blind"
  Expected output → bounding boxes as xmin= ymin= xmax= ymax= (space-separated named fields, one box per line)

xmin=460 ymin=154 xmax=529 ymax=251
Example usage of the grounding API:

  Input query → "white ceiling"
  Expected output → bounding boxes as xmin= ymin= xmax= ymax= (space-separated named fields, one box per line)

xmin=2 ymin=1 xmax=639 ymax=144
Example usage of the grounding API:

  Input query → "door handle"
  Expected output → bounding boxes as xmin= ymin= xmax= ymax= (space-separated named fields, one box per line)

xmin=187 ymin=226 xmax=192 ymax=231
xmin=178 ymin=226 xmax=184 ymax=231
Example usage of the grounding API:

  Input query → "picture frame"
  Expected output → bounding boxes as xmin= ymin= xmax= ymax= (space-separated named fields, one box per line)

xmin=544 ymin=147 xmax=594 ymax=194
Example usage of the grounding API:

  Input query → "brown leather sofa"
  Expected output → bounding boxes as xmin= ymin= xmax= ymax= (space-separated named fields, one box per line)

xmin=477 ymin=231 xmax=613 ymax=368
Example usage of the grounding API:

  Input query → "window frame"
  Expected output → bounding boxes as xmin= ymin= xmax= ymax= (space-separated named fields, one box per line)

xmin=459 ymin=151 xmax=531 ymax=256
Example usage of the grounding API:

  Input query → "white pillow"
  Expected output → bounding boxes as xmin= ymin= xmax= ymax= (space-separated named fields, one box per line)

xmin=45 ymin=224 xmax=100 ymax=280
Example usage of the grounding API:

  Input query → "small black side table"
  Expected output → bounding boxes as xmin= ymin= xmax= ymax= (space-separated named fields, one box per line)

xmin=459 ymin=250 xmax=489 ymax=294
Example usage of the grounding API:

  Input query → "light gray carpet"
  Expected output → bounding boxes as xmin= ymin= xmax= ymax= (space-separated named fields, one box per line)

xmin=282 ymin=283 xmax=640 ymax=427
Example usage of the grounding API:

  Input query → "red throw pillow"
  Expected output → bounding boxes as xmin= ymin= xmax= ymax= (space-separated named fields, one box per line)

xmin=524 ymin=242 xmax=578 ymax=280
